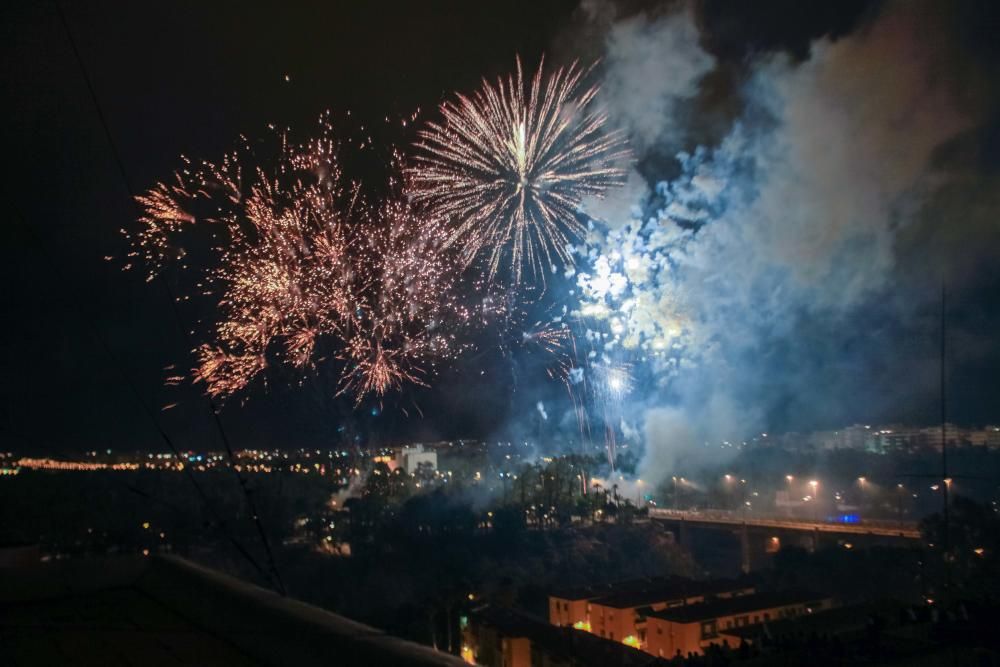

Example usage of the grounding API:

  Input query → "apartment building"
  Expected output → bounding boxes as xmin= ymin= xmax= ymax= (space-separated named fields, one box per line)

xmin=549 ymin=577 xmax=755 ymax=648
xmin=643 ymin=591 xmax=832 ymax=658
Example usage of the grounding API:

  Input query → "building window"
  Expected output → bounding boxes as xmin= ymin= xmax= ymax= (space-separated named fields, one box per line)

xmin=657 ymin=628 xmax=662 ymax=635
xmin=764 ymin=613 xmax=770 ymax=622
xmin=700 ymin=620 xmax=718 ymax=640
xmin=610 ymin=632 xmax=614 ymax=640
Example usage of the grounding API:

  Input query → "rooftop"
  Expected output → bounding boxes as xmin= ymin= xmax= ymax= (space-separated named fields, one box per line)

xmin=550 ymin=576 xmax=688 ymax=603
xmin=589 ymin=576 xmax=756 ymax=610
xmin=645 ymin=591 xmax=829 ymax=624
xmin=718 ymin=600 xmax=899 ymax=640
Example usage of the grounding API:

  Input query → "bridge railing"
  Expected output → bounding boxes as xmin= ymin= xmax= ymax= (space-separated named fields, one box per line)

xmin=647 ymin=508 xmax=921 ymax=538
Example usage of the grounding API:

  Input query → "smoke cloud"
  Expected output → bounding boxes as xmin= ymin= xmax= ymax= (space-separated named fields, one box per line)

xmin=599 ymin=4 xmax=715 ymax=152
xmin=572 ymin=0 xmax=1000 ymax=484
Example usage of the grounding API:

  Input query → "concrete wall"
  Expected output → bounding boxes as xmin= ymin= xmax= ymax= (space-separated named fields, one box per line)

xmin=548 ymin=597 xmax=589 ymax=629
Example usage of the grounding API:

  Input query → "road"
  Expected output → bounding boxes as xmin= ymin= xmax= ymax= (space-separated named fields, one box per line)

xmin=648 ymin=508 xmax=922 ymax=539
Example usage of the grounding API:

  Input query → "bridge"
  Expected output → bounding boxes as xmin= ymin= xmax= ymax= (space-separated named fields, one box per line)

xmin=648 ymin=508 xmax=921 ymax=573
xmin=648 ymin=508 xmax=922 ymax=539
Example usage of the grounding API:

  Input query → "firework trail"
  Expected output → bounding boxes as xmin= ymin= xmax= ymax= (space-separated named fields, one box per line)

xmin=586 ymin=360 xmax=634 ymax=470
xmin=129 ymin=116 xmax=468 ymax=405
xmin=410 ymin=56 xmax=630 ymax=285
xmin=520 ymin=318 xmax=577 ymax=388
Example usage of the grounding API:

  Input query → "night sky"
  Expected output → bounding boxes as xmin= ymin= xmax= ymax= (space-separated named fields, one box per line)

xmin=2 ymin=0 xmax=998 ymax=456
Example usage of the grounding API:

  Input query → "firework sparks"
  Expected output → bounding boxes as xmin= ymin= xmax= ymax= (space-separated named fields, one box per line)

xmin=130 ymin=116 xmax=468 ymax=404
xmin=410 ymin=56 xmax=630 ymax=285
xmin=521 ymin=320 xmax=570 ymax=356
xmin=588 ymin=361 xmax=633 ymax=469
xmin=335 ymin=197 xmax=470 ymax=404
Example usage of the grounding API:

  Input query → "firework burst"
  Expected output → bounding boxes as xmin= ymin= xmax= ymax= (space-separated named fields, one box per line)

xmin=129 ymin=116 xmax=468 ymax=404
xmin=410 ymin=56 xmax=630 ymax=285
xmin=336 ymin=197 xmax=471 ymax=403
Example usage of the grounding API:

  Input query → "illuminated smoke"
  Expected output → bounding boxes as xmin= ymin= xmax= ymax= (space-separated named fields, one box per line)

xmin=574 ymin=0 xmax=990 ymax=481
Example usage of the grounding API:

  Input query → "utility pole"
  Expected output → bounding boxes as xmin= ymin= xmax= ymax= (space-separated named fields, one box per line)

xmin=940 ymin=284 xmax=951 ymax=586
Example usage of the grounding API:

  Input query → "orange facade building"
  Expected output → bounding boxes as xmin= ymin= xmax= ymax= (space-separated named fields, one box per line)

xmin=549 ymin=577 xmax=755 ymax=649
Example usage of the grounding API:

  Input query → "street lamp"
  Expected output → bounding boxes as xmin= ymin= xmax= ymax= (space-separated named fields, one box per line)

xmin=723 ymin=474 xmax=735 ymax=510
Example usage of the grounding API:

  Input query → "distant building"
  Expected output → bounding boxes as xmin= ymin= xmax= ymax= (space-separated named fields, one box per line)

xmin=806 ymin=425 xmax=874 ymax=452
xmin=389 ymin=445 xmax=437 ymax=475
xmin=978 ymin=426 xmax=1000 ymax=449
xmin=866 ymin=425 xmax=926 ymax=453
xmin=643 ymin=591 xmax=832 ymax=659
xmin=778 ymin=423 xmax=1000 ymax=454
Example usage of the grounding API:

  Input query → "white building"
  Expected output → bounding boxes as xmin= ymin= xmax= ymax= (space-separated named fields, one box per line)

xmin=393 ymin=445 xmax=437 ymax=475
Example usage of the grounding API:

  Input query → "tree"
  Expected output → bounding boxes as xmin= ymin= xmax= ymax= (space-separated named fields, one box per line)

xmin=921 ymin=495 xmax=1000 ymax=598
